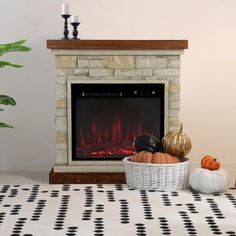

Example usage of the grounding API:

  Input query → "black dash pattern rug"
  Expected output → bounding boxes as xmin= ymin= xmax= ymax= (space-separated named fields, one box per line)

xmin=0 ymin=184 xmax=236 ymax=235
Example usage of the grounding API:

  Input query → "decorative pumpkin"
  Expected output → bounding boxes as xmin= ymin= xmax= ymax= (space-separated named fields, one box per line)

xmin=152 ymin=152 xmax=180 ymax=164
xmin=161 ymin=123 xmax=192 ymax=159
xmin=130 ymin=151 xmax=179 ymax=164
xmin=201 ymin=155 xmax=220 ymax=170
xmin=190 ymin=167 xmax=230 ymax=194
xmin=134 ymin=134 xmax=161 ymax=153
xmin=130 ymin=151 xmax=152 ymax=163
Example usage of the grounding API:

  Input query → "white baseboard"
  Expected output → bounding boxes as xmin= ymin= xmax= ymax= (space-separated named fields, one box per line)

xmin=0 ymin=161 xmax=53 ymax=172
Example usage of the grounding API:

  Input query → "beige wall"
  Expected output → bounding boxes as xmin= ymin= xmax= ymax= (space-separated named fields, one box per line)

xmin=0 ymin=0 xmax=236 ymax=182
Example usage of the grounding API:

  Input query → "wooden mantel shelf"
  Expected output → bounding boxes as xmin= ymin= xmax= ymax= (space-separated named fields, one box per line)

xmin=47 ymin=39 xmax=188 ymax=50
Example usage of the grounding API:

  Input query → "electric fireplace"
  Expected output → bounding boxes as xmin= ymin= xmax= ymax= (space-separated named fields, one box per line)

xmin=67 ymin=80 xmax=168 ymax=167
xmin=47 ymin=39 xmax=188 ymax=183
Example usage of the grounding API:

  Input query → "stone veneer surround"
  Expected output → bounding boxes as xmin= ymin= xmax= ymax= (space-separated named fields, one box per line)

xmin=47 ymin=40 xmax=187 ymax=173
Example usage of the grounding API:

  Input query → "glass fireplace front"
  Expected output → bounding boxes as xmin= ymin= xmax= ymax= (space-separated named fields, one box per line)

xmin=70 ymin=82 xmax=166 ymax=161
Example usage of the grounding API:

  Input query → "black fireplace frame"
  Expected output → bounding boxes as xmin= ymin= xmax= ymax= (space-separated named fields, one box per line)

xmin=67 ymin=80 xmax=168 ymax=165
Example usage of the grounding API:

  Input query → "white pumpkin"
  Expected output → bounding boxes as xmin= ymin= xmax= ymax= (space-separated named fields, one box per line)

xmin=189 ymin=167 xmax=230 ymax=194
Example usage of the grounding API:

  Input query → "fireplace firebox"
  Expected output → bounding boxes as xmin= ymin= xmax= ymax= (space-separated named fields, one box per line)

xmin=68 ymin=81 xmax=168 ymax=162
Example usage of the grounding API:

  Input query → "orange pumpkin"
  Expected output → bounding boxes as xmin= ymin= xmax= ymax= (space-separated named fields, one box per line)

xmin=201 ymin=155 xmax=220 ymax=170
xmin=130 ymin=151 xmax=152 ymax=163
xmin=152 ymin=152 xmax=180 ymax=164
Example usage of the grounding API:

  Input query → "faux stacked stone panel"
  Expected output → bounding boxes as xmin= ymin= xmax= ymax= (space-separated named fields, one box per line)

xmin=54 ymin=52 xmax=181 ymax=166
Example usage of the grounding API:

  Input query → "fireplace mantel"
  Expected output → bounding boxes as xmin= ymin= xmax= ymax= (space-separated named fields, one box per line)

xmin=47 ymin=39 xmax=188 ymax=50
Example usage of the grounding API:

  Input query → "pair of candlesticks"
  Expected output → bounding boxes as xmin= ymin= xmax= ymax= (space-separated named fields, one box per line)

xmin=62 ymin=14 xmax=80 ymax=40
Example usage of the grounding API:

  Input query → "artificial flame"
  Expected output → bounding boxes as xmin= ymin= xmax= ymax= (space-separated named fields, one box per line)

xmin=76 ymin=112 xmax=150 ymax=158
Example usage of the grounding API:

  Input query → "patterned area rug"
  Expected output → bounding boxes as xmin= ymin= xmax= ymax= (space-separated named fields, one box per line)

xmin=0 ymin=184 xmax=235 ymax=236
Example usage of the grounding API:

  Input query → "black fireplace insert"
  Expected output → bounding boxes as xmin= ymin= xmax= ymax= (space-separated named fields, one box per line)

xmin=70 ymin=83 xmax=166 ymax=160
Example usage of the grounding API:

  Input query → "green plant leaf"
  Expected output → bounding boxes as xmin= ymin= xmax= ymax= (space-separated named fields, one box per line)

xmin=0 ymin=122 xmax=14 ymax=128
xmin=0 ymin=95 xmax=16 ymax=106
xmin=0 ymin=39 xmax=30 ymax=129
xmin=0 ymin=61 xmax=23 ymax=68
xmin=0 ymin=40 xmax=31 ymax=57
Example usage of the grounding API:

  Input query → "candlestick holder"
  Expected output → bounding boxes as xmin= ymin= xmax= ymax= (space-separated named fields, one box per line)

xmin=61 ymin=14 xmax=71 ymax=39
xmin=71 ymin=22 xmax=80 ymax=39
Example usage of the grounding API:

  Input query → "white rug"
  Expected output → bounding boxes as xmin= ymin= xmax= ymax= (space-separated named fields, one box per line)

xmin=0 ymin=184 xmax=235 ymax=236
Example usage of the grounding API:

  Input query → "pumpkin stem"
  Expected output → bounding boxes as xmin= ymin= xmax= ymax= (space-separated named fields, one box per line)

xmin=179 ymin=123 xmax=183 ymax=133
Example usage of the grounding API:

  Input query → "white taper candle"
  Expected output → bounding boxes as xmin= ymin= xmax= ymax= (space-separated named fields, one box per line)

xmin=71 ymin=15 xmax=79 ymax=23
xmin=62 ymin=3 xmax=69 ymax=15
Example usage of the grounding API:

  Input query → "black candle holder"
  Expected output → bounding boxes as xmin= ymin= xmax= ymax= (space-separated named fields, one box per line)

xmin=61 ymin=14 xmax=71 ymax=39
xmin=71 ymin=22 xmax=80 ymax=39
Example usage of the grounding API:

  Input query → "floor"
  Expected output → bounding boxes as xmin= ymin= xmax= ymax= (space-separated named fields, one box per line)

xmin=0 ymin=172 xmax=236 ymax=235
xmin=0 ymin=183 xmax=235 ymax=235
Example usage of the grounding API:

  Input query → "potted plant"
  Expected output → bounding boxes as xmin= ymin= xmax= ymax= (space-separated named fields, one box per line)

xmin=0 ymin=40 xmax=31 ymax=128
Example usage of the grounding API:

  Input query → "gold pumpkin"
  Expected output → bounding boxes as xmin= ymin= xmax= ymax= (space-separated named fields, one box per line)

xmin=161 ymin=123 xmax=192 ymax=158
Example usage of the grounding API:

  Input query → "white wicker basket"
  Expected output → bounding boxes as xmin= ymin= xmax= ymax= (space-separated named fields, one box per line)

xmin=123 ymin=156 xmax=190 ymax=191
